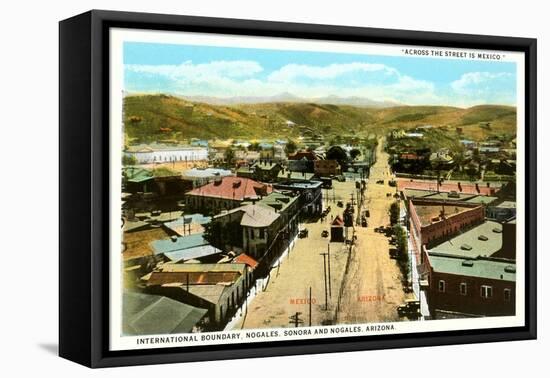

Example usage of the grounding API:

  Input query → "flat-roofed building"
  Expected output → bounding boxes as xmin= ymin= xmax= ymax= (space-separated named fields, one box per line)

xmin=425 ymin=255 xmax=515 ymax=317
xmin=273 ymin=180 xmax=323 ymax=217
xmin=422 ymin=218 xmax=516 ymax=318
xmin=408 ymin=198 xmax=485 ymax=257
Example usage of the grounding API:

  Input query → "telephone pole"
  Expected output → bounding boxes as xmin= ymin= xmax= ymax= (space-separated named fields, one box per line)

xmin=327 ymin=244 xmax=332 ymax=298
xmin=309 ymin=287 xmax=312 ymax=326
xmin=320 ymin=253 xmax=329 ymax=310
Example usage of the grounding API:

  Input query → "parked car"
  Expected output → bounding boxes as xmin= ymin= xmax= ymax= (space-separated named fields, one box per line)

xmin=299 ymin=229 xmax=309 ymax=238
xmin=376 ymin=180 xmax=384 ymax=184
xmin=321 ymin=230 xmax=329 ymax=238
xmin=337 ymin=200 xmax=344 ymax=208
xmin=397 ymin=300 xmax=420 ymax=318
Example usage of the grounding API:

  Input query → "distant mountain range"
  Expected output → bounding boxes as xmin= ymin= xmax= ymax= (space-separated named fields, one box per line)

xmin=172 ymin=92 xmax=401 ymax=108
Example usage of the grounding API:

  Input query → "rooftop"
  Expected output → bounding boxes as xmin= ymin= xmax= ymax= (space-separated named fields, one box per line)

xmin=163 ymin=245 xmax=222 ymax=263
xmin=414 ymin=202 xmax=478 ymax=227
xmin=232 ymin=253 xmax=259 ymax=269
xmin=257 ymin=191 xmax=298 ymax=212
xmin=403 ymin=188 xmax=498 ymax=205
xmin=182 ymin=168 xmax=233 ymax=179
xmin=398 ymin=179 xmax=499 ymax=196
xmin=151 ymin=233 xmax=211 ymax=255
xmin=186 ymin=176 xmax=272 ymax=201
xmin=251 ymin=162 xmax=282 ymax=171
xmin=493 ymin=201 xmax=516 ymax=209
xmin=274 ymin=180 xmax=322 ymax=189
xmin=144 ymin=263 xmax=247 ymax=287
xmin=123 ymin=167 xmax=153 ymax=183
xmin=222 ymin=204 xmax=280 ymax=228
xmin=277 ymin=171 xmax=316 ymax=181
xmin=429 ymin=255 xmax=515 ymax=281
xmin=428 ymin=220 xmax=503 ymax=259
xmin=163 ymin=214 xmax=211 ymax=236
xmin=123 ymin=292 xmax=207 ymax=335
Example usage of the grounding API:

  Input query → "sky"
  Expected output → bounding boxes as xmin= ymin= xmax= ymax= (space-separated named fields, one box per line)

xmin=124 ymin=42 xmax=517 ymax=107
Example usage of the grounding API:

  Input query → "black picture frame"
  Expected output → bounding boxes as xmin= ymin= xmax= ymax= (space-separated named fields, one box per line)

xmin=59 ymin=9 xmax=537 ymax=368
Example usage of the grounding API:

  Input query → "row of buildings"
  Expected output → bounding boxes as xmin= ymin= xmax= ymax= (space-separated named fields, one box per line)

xmin=122 ymin=170 xmax=325 ymax=333
xmin=400 ymin=179 xmax=517 ymax=318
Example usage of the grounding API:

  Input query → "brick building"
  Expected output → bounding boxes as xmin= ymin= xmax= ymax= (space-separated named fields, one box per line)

xmin=314 ymin=160 xmax=341 ymax=176
xmin=419 ymin=216 xmax=516 ymax=317
xmin=426 ymin=255 xmax=515 ymax=316
xmin=408 ymin=198 xmax=485 ymax=259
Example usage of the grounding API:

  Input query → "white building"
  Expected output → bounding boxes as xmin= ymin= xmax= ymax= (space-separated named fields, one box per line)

xmin=125 ymin=144 xmax=208 ymax=164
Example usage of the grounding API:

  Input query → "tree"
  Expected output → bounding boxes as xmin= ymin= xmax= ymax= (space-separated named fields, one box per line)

xmin=390 ymin=201 xmax=400 ymax=225
xmin=326 ymin=145 xmax=349 ymax=168
xmin=224 ymin=148 xmax=235 ymax=166
xmin=203 ymin=221 xmax=222 ymax=249
xmin=122 ymin=154 xmax=137 ymax=166
xmin=285 ymin=140 xmax=298 ymax=155
xmin=350 ymin=148 xmax=362 ymax=160
xmin=393 ymin=225 xmax=410 ymax=283
xmin=249 ymin=142 xmax=261 ymax=151
xmin=203 ymin=220 xmax=243 ymax=250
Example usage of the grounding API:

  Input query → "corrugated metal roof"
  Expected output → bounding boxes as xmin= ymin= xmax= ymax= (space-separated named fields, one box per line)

xmin=147 ymin=271 xmax=241 ymax=286
xmin=163 ymin=245 xmax=222 ymax=262
xmin=122 ymin=292 xmax=207 ymax=335
xmin=232 ymin=253 xmax=258 ymax=269
xmin=151 ymin=233 xmax=210 ymax=254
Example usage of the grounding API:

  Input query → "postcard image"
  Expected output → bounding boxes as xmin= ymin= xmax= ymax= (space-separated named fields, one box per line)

xmin=109 ymin=29 xmax=524 ymax=351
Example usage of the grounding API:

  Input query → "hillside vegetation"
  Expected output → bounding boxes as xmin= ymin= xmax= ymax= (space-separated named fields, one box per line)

xmin=123 ymin=94 xmax=517 ymax=143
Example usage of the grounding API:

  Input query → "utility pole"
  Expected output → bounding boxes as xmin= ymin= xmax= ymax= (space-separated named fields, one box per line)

xmin=309 ymin=287 xmax=312 ymax=326
xmin=327 ymin=244 xmax=332 ymax=298
xmin=289 ymin=312 xmax=304 ymax=327
xmin=320 ymin=253 xmax=329 ymax=310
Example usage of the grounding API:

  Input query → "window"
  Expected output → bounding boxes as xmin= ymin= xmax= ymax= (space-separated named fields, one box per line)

xmin=460 ymin=282 xmax=467 ymax=296
xmin=250 ymin=229 xmax=254 ymax=240
xmin=481 ymin=285 xmax=493 ymax=298
xmin=259 ymin=228 xmax=265 ymax=239
xmin=504 ymin=288 xmax=511 ymax=302
xmin=438 ymin=280 xmax=446 ymax=293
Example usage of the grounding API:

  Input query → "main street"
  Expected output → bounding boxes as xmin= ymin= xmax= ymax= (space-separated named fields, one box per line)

xmin=337 ymin=138 xmax=408 ymax=324
xmin=230 ymin=138 xmax=408 ymax=330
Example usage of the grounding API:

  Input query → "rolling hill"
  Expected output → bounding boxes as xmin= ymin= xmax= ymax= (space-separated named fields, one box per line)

xmin=123 ymin=94 xmax=517 ymax=143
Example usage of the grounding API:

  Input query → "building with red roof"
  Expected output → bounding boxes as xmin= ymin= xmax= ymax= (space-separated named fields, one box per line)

xmin=184 ymin=176 xmax=272 ymax=214
xmin=232 ymin=253 xmax=259 ymax=269
xmin=330 ymin=215 xmax=345 ymax=242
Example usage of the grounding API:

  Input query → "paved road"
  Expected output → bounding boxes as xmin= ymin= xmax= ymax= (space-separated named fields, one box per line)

xmin=337 ymin=138 xmax=408 ymax=324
